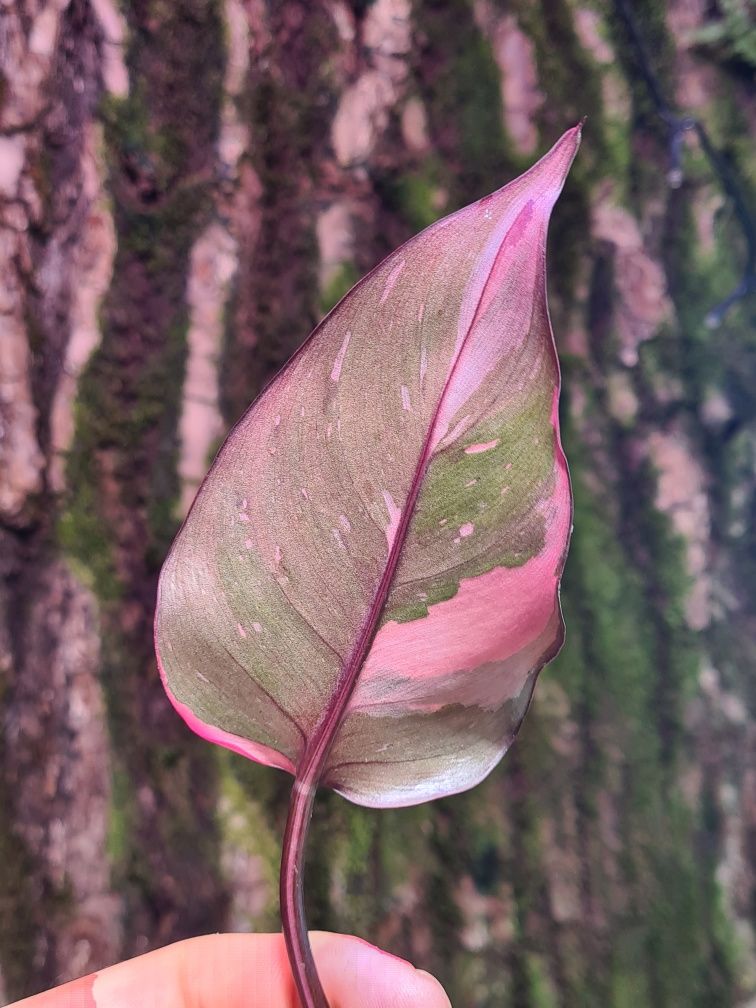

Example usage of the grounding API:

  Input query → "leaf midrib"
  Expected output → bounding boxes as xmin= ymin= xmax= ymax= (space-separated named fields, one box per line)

xmin=294 ymin=207 xmax=536 ymax=792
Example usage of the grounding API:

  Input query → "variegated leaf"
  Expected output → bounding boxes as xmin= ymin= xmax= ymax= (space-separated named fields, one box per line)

xmin=155 ymin=126 xmax=580 ymax=807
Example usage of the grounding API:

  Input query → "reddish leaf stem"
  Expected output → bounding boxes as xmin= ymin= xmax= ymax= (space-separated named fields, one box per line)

xmin=280 ymin=768 xmax=328 ymax=1008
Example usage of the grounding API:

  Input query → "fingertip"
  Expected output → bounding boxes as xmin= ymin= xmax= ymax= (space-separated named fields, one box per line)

xmin=414 ymin=969 xmax=453 ymax=1008
xmin=311 ymin=933 xmax=451 ymax=1008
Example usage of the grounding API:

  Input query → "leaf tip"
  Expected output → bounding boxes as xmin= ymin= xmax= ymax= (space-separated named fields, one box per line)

xmin=541 ymin=122 xmax=583 ymax=183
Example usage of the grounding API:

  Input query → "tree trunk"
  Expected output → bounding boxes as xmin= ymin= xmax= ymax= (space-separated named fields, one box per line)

xmin=1 ymin=1 xmax=754 ymax=1005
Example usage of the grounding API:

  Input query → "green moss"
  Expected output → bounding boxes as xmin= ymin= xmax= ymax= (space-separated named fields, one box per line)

xmin=374 ymin=158 xmax=446 ymax=233
xmin=305 ymin=794 xmax=395 ymax=936
xmin=601 ymin=108 xmax=634 ymax=197
xmin=58 ymin=480 xmax=121 ymax=603
xmin=548 ymin=165 xmax=593 ymax=315
xmin=391 ymin=172 xmax=440 ymax=232
xmin=409 ymin=0 xmax=600 ymax=319
xmin=220 ymin=9 xmax=338 ymax=422
xmin=691 ymin=0 xmax=756 ymax=74
xmin=105 ymin=765 xmax=134 ymax=865
xmin=563 ymin=439 xmax=695 ymax=766
xmin=609 ymin=931 xmax=652 ymax=1008
xmin=342 ymin=803 xmax=376 ymax=876
xmin=56 ymin=0 xmax=229 ymax=948
xmin=660 ymin=159 xmax=752 ymax=413
xmin=469 ymin=837 xmax=502 ymax=896
xmin=605 ymin=0 xmax=675 ymax=129
xmin=0 ymin=765 xmax=37 ymax=998
xmin=535 ymin=420 xmax=736 ymax=1004
xmin=219 ymin=758 xmax=280 ymax=875
xmin=100 ymin=90 xmax=149 ymax=167
xmin=319 ymin=261 xmax=361 ymax=316
xmin=526 ymin=953 xmax=559 ymax=1008
xmin=423 ymin=802 xmax=469 ymax=997
xmin=501 ymin=0 xmax=603 ymax=311
xmin=216 ymin=753 xmax=280 ymax=928
xmin=510 ymin=0 xmax=603 ymax=146
xmin=59 ymin=295 xmax=188 ymax=587
xmin=413 ymin=0 xmax=522 ymax=209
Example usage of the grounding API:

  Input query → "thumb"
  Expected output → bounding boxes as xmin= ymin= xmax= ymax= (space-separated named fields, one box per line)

xmin=9 ymin=931 xmax=451 ymax=1008
xmin=310 ymin=932 xmax=451 ymax=1008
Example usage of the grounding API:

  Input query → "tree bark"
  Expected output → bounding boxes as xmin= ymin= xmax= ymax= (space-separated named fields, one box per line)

xmin=1 ymin=1 xmax=754 ymax=1005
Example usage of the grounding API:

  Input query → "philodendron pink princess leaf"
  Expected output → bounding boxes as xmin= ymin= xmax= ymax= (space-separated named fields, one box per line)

xmin=155 ymin=125 xmax=580 ymax=1008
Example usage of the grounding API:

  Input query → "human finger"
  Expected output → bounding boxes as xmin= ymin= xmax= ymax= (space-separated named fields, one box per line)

xmin=9 ymin=931 xmax=451 ymax=1008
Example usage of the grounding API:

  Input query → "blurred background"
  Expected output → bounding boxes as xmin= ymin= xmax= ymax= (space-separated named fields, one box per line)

xmin=1 ymin=0 xmax=755 ymax=1004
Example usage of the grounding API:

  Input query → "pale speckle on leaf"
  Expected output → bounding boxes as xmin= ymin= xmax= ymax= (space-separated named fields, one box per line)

xmin=382 ymin=490 xmax=402 ymax=548
xmin=330 ymin=330 xmax=351 ymax=382
xmin=464 ymin=438 xmax=500 ymax=455
xmin=380 ymin=258 xmax=406 ymax=305
xmin=332 ymin=528 xmax=346 ymax=549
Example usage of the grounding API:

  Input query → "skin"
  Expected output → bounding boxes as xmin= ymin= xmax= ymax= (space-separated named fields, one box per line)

xmin=8 ymin=932 xmax=451 ymax=1008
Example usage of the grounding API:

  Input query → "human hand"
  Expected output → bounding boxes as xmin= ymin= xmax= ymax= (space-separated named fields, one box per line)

xmin=9 ymin=931 xmax=451 ymax=1008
